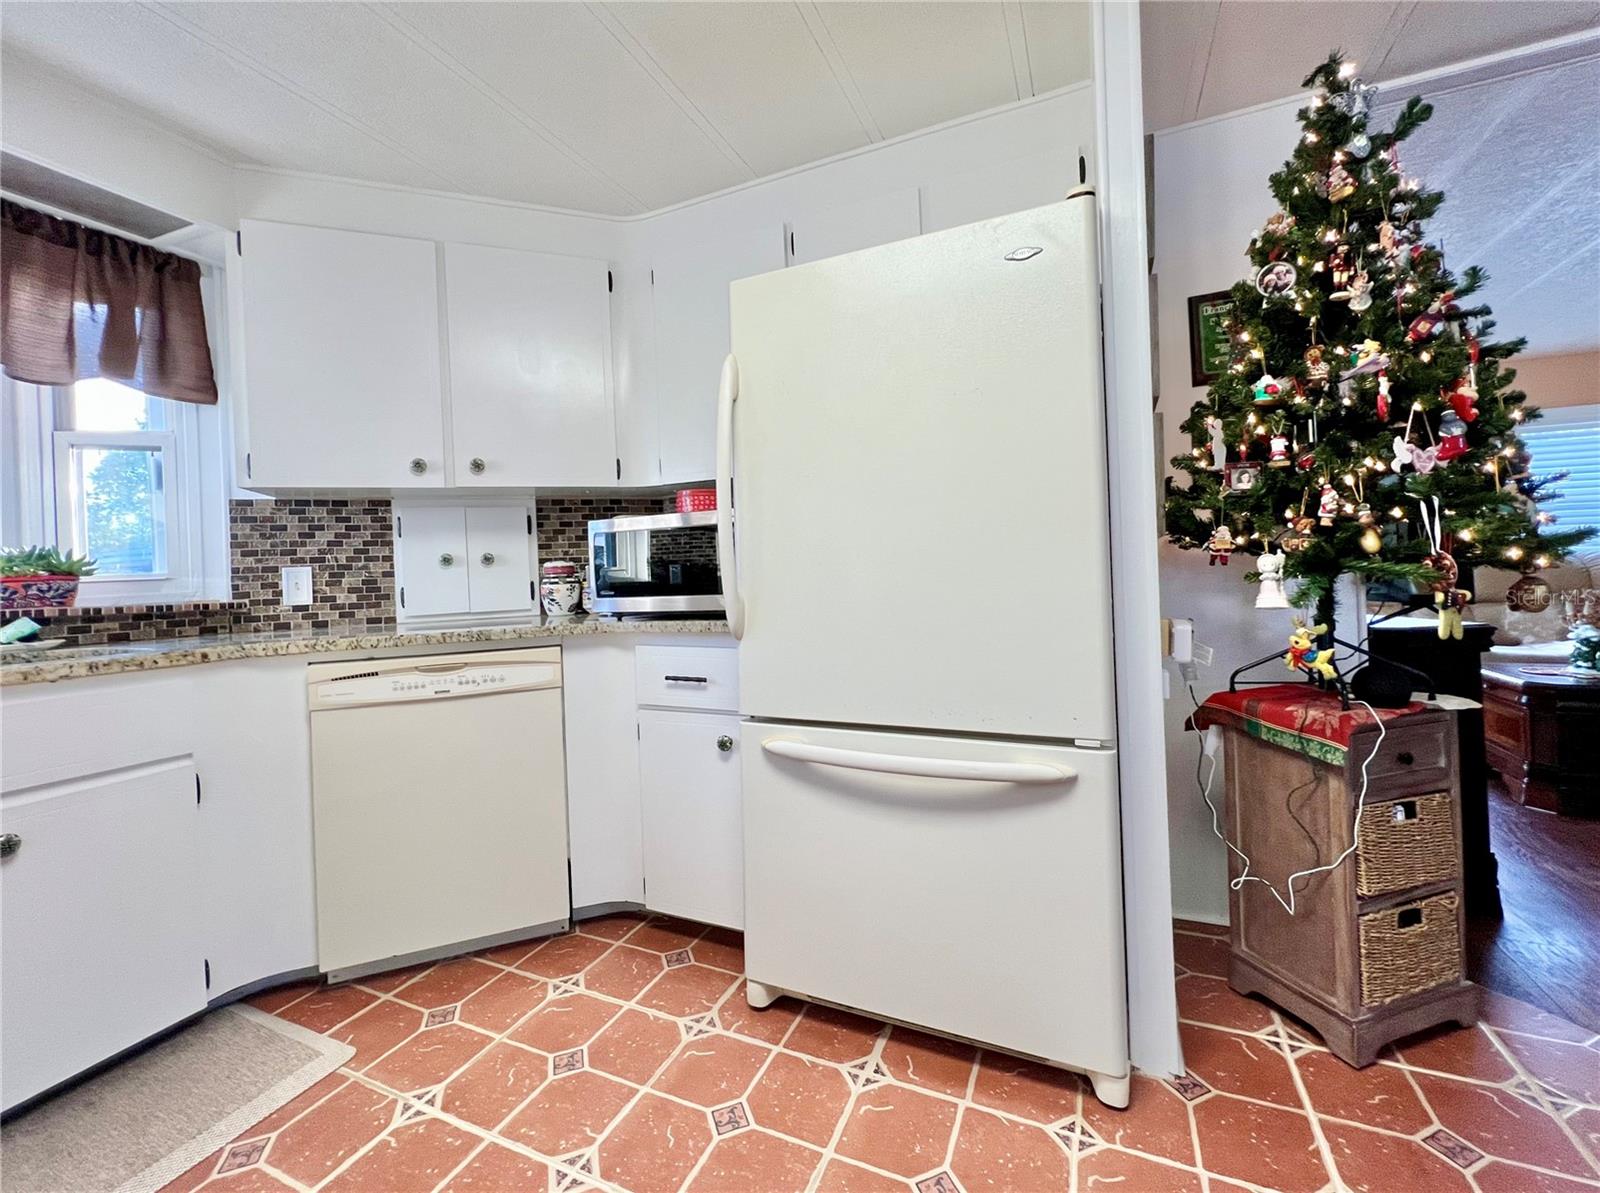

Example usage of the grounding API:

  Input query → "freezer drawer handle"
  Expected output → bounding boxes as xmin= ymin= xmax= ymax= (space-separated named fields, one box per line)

xmin=663 ymin=674 xmax=708 ymax=684
xmin=761 ymin=739 xmax=1073 ymax=784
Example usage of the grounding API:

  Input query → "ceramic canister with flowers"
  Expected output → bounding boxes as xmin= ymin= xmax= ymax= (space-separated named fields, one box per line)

xmin=539 ymin=560 xmax=584 ymax=619
xmin=1570 ymin=624 xmax=1600 ymax=677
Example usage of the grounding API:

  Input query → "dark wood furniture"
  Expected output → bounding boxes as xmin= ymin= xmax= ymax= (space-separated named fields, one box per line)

xmin=1201 ymin=692 xmax=1476 ymax=1066
xmin=1367 ymin=617 xmax=1500 ymax=917
xmin=1482 ymin=659 xmax=1600 ymax=816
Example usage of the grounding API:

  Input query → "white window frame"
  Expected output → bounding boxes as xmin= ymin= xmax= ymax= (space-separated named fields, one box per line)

xmin=3 ymin=377 xmax=211 ymax=605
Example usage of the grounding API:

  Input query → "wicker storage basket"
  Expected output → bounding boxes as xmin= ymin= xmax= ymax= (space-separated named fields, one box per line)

xmin=1358 ymin=892 xmax=1461 ymax=1006
xmin=1356 ymin=793 xmax=1457 ymax=898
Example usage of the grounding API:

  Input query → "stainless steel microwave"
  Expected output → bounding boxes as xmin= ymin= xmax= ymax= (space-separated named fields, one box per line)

xmin=586 ymin=510 xmax=724 ymax=615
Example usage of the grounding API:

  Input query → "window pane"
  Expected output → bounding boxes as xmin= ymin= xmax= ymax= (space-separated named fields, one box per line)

xmin=68 ymin=445 xmax=167 ymax=575
xmin=69 ymin=378 xmax=166 ymax=432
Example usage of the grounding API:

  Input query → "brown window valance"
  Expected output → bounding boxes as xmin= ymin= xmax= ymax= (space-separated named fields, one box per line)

xmin=1 ymin=198 xmax=217 ymax=404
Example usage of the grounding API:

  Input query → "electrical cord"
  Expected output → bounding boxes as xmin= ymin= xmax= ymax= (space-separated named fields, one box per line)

xmin=1188 ymin=683 xmax=1387 ymax=916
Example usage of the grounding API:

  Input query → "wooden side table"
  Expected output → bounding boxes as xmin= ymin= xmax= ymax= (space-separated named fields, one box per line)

xmin=1482 ymin=660 xmax=1600 ymax=815
xmin=1195 ymin=685 xmax=1477 ymax=1066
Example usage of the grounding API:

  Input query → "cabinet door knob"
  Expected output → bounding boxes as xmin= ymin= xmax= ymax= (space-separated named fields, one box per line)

xmin=480 ymin=552 xmax=496 ymax=567
xmin=1396 ymin=751 xmax=1414 ymax=766
xmin=717 ymin=735 xmax=734 ymax=753
xmin=439 ymin=553 xmax=455 ymax=568
xmin=0 ymin=833 xmax=20 ymax=859
xmin=469 ymin=457 xmax=486 ymax=475
xmin=409 ymin=457 xmax=428 ymax=475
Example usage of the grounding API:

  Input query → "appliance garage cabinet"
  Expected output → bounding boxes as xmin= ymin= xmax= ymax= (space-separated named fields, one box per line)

xmin=232 ymin=220 xmax=618 ymax=490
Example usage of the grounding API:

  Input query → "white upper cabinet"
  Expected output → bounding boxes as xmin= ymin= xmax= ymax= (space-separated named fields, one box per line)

xmin=395 ymin=505 xmax=470 ymax=617
xmin=236 ymin=220 xmax=445 ymax=489
xmin=464 ymin=505 xmax=535 ymax=613
xmin=651 ymin=222 xmax=786 ymax=485
xmin=788 ymin=188 xmax=922 ymax=265
xmin=444 ymin=244 xmax=617 ymax=488
xmin=920 ymin=148 xmax=1081 ymax=233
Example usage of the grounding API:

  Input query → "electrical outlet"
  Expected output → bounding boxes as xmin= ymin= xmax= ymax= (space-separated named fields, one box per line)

xmin=280 ymin=566 xmax=312 ymax=608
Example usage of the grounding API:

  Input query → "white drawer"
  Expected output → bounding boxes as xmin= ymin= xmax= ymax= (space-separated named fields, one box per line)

xmin=636 ymin=645 xmax=739 ymax=712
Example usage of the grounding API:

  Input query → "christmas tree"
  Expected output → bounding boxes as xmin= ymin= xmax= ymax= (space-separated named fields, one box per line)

xmin=1165 ymin=53 xmax=1594 ymax=639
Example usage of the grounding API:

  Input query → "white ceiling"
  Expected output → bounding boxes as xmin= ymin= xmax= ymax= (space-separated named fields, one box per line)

xmin=0 ymin=1 xmax=1093 ymax=216
xmin=1141 ymin=0 xmax=1600 ymax=130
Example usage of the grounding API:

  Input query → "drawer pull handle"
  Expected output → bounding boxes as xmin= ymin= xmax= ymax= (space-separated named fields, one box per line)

xmin=663 ymin=675 xmax=708 ymax=684
xmin=1396 ymin=907 xmax=1424 ymax=929
xmin=1395 ymin=751 xmax=1414 ymax=766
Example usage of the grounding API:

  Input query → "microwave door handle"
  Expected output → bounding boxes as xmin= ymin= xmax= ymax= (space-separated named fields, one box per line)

xmin=761 ymin=739 xmax=1074 ymax=784
xmin=715 ymin=353 xmax=744 ymax=639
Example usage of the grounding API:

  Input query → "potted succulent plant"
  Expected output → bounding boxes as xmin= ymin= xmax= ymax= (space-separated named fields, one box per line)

xmin=0 ymin=546 xmax=97 ymax=609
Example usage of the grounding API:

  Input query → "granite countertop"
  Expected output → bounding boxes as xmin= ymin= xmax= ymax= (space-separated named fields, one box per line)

xmin=0 ymin=616 xmax=731 ymax=686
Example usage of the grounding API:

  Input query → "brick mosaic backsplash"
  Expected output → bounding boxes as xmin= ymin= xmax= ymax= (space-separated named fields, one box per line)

xmin=16 ymin=601 xmax=239 ymax=646
xmin=229 ymin=497 xmax=394 ymax=633
xmin=11 ymin=493 xmax=724 ymax=645
xmin=535 ymin=494 xmax=668 ymax=572
xmin=14 ymin=498 xmax=396 ymax=644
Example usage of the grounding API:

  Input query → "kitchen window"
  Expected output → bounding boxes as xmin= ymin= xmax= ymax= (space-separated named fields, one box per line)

xmin=2 ymin=375 xmax=223 ymax=604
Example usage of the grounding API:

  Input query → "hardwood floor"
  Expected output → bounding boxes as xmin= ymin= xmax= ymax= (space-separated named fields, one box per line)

xmin=1466 ymin=777 xmax=1600 ymax=1033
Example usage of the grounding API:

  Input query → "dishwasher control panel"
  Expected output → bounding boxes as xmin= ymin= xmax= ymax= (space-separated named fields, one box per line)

xmin=308 ymin=649 xmax=562 ymax=710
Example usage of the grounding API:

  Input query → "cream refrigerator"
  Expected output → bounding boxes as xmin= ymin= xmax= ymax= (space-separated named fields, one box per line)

xmin=717 ymin=195 xmax=1130 ymax=1106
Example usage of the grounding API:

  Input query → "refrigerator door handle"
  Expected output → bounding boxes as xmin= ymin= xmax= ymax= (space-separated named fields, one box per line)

xmin=715 ymin=353 xmax=745 ymax=639
xmin=761 ymin=738 xmax=1074 ymax=784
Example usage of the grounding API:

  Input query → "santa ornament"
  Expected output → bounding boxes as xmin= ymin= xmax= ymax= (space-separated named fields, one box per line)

xmin=1207 ymin=525 xmax=1236 ymax=566
xmin=1376 ymin=369 xmax=1392 ymax=421
xmin=1444 ymin=377 xmax=1478 ymax=423
xmin=1268 ymin=433 xmax=1292 ymax=468
xmin=1317 ymin=484 xmax=1340 ymax=526
xmin=1327 ymin=164 xmax=1357 ymax=202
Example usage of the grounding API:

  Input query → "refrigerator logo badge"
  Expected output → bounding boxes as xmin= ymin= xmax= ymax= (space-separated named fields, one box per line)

xmin=1004 ymin=247 xmax=1044 ymax=261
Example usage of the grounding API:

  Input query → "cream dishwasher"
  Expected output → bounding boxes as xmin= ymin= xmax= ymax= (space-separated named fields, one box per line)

xmin=309 ymin=647 xmax=570 ymax=980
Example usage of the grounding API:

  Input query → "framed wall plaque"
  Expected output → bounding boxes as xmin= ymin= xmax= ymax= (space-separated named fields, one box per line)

xmin=1188 ymin=290 xmax=1236 ymax=387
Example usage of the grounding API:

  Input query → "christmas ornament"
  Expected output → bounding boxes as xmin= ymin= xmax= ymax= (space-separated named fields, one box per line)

xmin=1412 ymin=444 xmax=1440 ymax=474
xmin=1268 ymin=434 xmax=1291 ymax=467
xmin=1255 ymin=552 xmax=1290 ymax=609
xmin=1285 ymin=618 xmax=1338 ymax=681
xmin=1263 ymin=211 xmax=1296 ymax=237
xmin=1467 ymin=333 xmax=1481 ymax=390
xmin=1329 ymin=244 xmax=1353 ymax=288
xmin=1206 ymin=416 xmax=1227 ymax=471
xmin=1375 ymin=369 xmax=1392 ymax=420
xmin=1344 ymin=131 xmax=1372 ymax=159
xmin=1346 ymin=271 xmax=1373 ymax=311
xmin=1360 ymin=526 xmax=1383 ymax=554
xmin=1444 ymin=377 xmax=1478 ymax=423
xmin=1225 ymin=462 xmax=1261 ymax=492
xmin=1303 ymin=346 xmax=1330 ymax=387
xmin=1405 ymin=292 xmax=1458 ymax=342
xmin=1296 ymin=447 xmax=1318 ymax=472
xmin=1251 ymin=373 xmax=1286 ymax=406
xmin=1420 ymin=497 xmax=1471 ymax=640
xmin=1254 ymin=260 xmax=1298 ymax=297
xmin=1436 ymin=409 xmax=1470 ymax=461
xmin=1344 ymin=340 xmax=1390 ymax=377
xmin=1317 ymin=484 xmax=1339 ymax=526
xmin=1357 ymin=502 xmax=1375 ymax=526
xmin=1207 ymin=524 xmax=1236 ymax=566
xmin=1327 ymin=164 xmax=1357 ymax=202
xmin=1330 ymin=80 xmax=1378 ymax=117
xmin=1507 ymin=574 xmax=1553 ymax=613
xmin=1391 ymin=433 xmax=1414 ymax=470
xmin=1281 ymin=515 xmax=1316 ymax=552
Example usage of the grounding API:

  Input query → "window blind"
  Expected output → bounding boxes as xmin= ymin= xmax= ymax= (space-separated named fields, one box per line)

xmin=1520 ymin=406 xmax=1600 ymax=543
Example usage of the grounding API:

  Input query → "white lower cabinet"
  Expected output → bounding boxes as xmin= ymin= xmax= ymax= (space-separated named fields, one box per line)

xmin=1 ymin=759 xmax=206 ymax=1110
xmin=638 ymin=708 xmax=744 ymax=930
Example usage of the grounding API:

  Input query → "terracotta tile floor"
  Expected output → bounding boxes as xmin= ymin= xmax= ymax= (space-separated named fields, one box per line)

xmin=161 ymin=917 xmax=1600 ymax=1193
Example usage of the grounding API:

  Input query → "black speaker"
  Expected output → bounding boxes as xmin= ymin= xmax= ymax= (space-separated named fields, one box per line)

xmin=1350 ymin=659 xmax=1413 ymax=708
